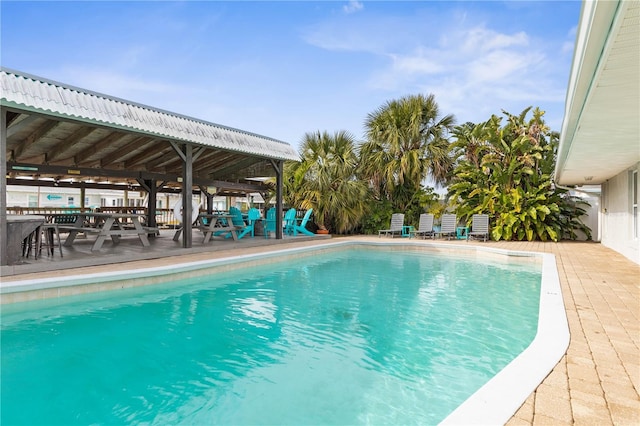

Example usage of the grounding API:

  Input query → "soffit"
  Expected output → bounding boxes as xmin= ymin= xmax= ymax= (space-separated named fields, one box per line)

xmin=556 ymin=1 xmax=640 ymax=185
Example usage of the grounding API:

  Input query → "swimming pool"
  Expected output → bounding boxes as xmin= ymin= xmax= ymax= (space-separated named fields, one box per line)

xmin=0 ymin=241 xmax=569 ymax=425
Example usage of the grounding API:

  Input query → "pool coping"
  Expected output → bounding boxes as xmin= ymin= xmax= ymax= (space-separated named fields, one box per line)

xmin=0 ymin=240 xmax=570 ymax=425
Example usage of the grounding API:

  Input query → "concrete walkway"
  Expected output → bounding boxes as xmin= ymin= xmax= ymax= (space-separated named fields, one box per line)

xmin=2 ymin=237 xmax=638 ymax=424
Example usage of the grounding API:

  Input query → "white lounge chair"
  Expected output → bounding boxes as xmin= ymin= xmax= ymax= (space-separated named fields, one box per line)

xmin=410 ymin=214 xmax=435 ymax=239
xmin=438 ymin=214 xmax=457 ymax=240
xmin=468 ymin=214 xmax=490 ymax=241
xmin=378 ymin=213 xmax=405 ymax=238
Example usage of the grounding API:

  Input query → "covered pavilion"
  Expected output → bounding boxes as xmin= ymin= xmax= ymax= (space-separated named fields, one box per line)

xmin=0 ymin=67 xmax=299 ymax=266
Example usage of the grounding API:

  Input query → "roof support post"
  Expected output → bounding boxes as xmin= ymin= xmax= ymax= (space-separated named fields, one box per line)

xmin=170 ymin=141 xmax=194 ymax=248
xmin=138 ymin=178 xmax=159 ymax=229
xmin=1 ymin=107 xmax=8 ymax=266
xmin=198 ymin=185 xmax=215 ymax=214
xmin=182 ymin=144 xmax=193 ymax=248
xmin=80 ymin=183 xmax=86 ymax=210
xmin=270 ymin=159 xmax=284 ymax=240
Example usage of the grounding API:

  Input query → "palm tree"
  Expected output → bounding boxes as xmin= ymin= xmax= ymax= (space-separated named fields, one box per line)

xmin=451 ymin=121 xmax=488 ymax=168
xmin=284 ymin=130 xmax=369 ymax=234
xmin=359 ymin=94 xmax=455 ymax=211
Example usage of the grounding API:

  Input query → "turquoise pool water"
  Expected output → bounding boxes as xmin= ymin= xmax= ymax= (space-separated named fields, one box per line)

xmin=1 ymin=248 xmax=541 ymax=425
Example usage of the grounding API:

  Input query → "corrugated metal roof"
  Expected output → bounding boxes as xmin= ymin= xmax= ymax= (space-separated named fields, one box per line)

xmin=0 ymin=68 xmax=299 ymax=162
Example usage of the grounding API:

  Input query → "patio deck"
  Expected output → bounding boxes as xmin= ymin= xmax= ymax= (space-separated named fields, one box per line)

xmin=0 ymin=228 xmax=329 ymax=277
xmin=1 ymin=234 xmax=638 ymax=425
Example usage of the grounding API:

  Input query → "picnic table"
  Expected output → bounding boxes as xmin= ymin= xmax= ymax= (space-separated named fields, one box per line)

xmin=172 ymin=213 xmax=238 ymax=243
xmin=56 ymin=212 xmax=154 ymax=251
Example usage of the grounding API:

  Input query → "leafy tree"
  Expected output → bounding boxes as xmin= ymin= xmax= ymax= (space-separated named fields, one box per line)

xmin=284 ymin=130 xmax=369 ymax=234
xmin=357 ymin=186 xmax=440 ymax=234
xmin=359 ymin=93 xmax=454 ymax=226
xmin=448 ymin=107 xmax=591 ymax=241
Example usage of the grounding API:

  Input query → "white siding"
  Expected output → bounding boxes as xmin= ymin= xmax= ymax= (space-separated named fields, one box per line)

xmin=601 ymin=163 xmax=640 ymax=264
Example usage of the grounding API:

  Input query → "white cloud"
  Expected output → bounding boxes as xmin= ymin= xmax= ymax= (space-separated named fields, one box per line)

xmin=562 ymin=25 xmax=578 ymax=54
xmin=459 ymin=27 xmax=529 ymax=53
xmin=562 ymin=41 xmax=575 ymax=54
xmin=62 ymin=68 xmax=177 ymax=95
xmin=351 ymin=17 xmax=569 ymax=129
xmin=391 ymin=48 xmax=445 ymax=75
xmin=343 ymin=1 xmax=364 ymax=14
xmin=467 ymin=49 xmax=545 ymax=83
xmin=303 ymin=22 xmax=388 ymax=53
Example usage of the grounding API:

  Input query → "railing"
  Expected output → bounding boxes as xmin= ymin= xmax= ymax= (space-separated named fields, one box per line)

xmin=7 ymin=206 xmax=92 ymax=216
xmin=6 ymin=207 xmax=305 ymax=230
xmin=94 ymin=206 xmax=148 ymax=215
xmin=157 ymin=208 xmax=178 ymax=228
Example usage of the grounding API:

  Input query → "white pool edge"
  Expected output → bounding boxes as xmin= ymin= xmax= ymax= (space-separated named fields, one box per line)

xmin=1 ymin=240 xmax=570 ymax=425
xmin=1 ymin=242 xmax=349 ymax=294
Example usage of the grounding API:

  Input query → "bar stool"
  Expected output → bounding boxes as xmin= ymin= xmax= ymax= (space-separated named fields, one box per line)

xmin=39 ymin=222 xmax=63 ymax=257
xmin=22 ymin=228 xmax=41 ymax=259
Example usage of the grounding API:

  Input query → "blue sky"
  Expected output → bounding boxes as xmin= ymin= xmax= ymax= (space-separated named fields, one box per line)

xmin=1 ymin=1 xmax=581 ymax=150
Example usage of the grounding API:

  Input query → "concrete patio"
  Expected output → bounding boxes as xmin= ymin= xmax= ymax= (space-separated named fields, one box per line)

xmin=1 ymin=235 xmax=638 ymax=424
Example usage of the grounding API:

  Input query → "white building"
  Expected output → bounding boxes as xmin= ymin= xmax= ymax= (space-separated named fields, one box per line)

xmin=7 ymin=184 xmax=268 ymax=214
xmin=555 ymin=1 xmax=640 ymax=264
xmin=7 ymin=185 xmax=146 ymax=209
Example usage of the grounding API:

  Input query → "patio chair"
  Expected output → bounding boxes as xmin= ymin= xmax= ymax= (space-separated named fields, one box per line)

xmin=378 ymin=213 xmax=405 ymax=238
xmin=216 ymin=207 xmax=247 ymax=239
xmin=264 ymin=207 xmax=276 ymax=239
xmin=231 ymin=208 xmax=261 ymax=239
xmin=410 ymin=213 xmax=435 ymax=239
xmin=439 ymin=214 xmax=457 ymax=239
xmin=283 ymin=208 xmax=297 ymax=235
xmin=467 ymin=214 xmax=490 ymax=241
xmin=285 ymin=208 xmax=315 ymax=236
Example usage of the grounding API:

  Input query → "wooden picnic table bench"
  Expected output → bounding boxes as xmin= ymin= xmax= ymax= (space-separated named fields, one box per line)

xmin=54 ymin=212 xmax=152 ymax=251
xmin=173 ymin=213 xmax=238 ymax=243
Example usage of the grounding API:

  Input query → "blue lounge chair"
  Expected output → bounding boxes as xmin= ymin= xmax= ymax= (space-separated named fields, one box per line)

xmin=215 ymin=207 xmax=245 ymax=239
xmin=234 ymin=208 xmax=261 ymax=239
xmin=283 ymin=208 xmax=297 ymax=235
xmin=286 ymin=208 xmax=315 ymax=236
